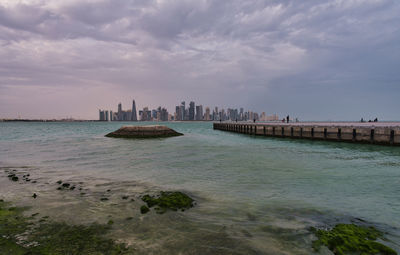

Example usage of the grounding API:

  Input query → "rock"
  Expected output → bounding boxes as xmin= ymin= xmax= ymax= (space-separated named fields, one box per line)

xmin=312 ymin=224 xmax=397 ymax=255
xmin=11 ymin=176 xmax=19 ymax=182
xmin=32 ymin=193 xmax=37 ymax=199
xmin=140 ymin=205 xmax=149 ymax=214
xmin=141 ymin=191 xmax=194 ymax=214
xmin=122 ymin=196 xmax=129 ymax=200
xmin=62 ymin=183 xmax=70 ymax=188
xmin=56 ymin=180 xmax=62 ymax=184
xmin=100 ymin=198 xmax=109 ymax=201
xmin=105 ymin=125 xmax=183 ymax=139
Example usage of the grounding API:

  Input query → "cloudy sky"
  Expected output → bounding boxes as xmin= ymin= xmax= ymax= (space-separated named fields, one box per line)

xmin=0 ymin=0 xmax=399 ymax=120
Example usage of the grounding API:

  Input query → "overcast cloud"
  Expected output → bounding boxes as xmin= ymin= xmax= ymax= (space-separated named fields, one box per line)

xmin=0 ymin=0 xmax=399 ymax=120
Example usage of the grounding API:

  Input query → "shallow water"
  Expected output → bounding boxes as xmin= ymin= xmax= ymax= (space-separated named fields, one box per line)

xmin=1 ymin=121 xmax=399 ymax=254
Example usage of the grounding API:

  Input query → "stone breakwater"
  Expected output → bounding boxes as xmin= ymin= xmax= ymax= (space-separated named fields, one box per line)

xmin=106 ymin=125 xmax=183 ymax=138
xmin=214 ymin=122 xmax=400 ymax=146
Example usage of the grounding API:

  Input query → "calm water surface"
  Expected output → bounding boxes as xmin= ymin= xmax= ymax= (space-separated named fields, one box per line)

xmin=1 ymin=121 xmax=399 ymax=254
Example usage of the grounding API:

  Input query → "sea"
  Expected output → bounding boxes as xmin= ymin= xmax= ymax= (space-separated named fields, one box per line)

xmin=1 ymin=121 xmax=399 ymax=254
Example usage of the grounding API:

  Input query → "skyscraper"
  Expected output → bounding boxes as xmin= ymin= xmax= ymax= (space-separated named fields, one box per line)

xmin=189 ymin=101 xmax=195 ymax=120
xmin=99 ymin=110 xmax=105 ymax=121
xmin=141 ymin=107 xmax=150 ymax=121
xmin=131 ymin=100 xmax=137 ymax=121
xmin=175 ymin=106 xmax=181 ymax=121
xmin=205 ymin=107 xmax=210 ymax=121
xmin=117 ymin=103 xmax=122 ymax=121
xmin=180 ymin=101 xmax=185 ymax=121
xmin=196 ymin=105 xmax=203 ymax=120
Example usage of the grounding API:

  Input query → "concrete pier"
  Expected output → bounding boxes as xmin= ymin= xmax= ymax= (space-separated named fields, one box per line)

xmin=213 ymin=122 xmax=400 ymax=146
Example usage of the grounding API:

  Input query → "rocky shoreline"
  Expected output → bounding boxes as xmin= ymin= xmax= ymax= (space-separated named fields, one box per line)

xmin=1 ymin=166 xmax=398 ymax=254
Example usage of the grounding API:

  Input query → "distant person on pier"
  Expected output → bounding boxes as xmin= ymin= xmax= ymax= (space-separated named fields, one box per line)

xmin=286 ymin=115 xmax=289 ymax=123
xmin=374 ymin=118 xmax=378 ymax=122
xmin=360 ymin=118 xmax=364 ymax=122
xmin=253 ymin=118 xmax=256 ymax=123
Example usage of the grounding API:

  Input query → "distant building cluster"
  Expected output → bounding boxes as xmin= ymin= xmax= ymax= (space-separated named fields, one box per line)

xmin=173 ymin=101 xmax=279 ymax=122
xmin=99 ymin=99 xmax=279 ymax=122
xmin=99 ymin=100 xmax=137 ymax=121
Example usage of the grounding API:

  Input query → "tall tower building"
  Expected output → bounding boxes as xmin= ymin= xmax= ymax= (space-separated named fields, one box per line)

xmin=205 ymin=107 xmax=210 ymax=121
xmin=196 ymin=105 xmax=203 ymax=120
xmin=189 ymin=101 xmax=195 ymax=121
xmin=175 ymin=106 xmax=181 ymax=121
xmin=180 ymin=101 xmax=185 ymax=121
xmin=131 ymin=100 xmax=137 ymax=121
xmin=117 ymin=103 xmax=123 ymax=121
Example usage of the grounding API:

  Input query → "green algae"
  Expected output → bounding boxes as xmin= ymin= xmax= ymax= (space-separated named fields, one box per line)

xmin=140 ymin=205 xmax=149 ymax=214
xmin=312 ymin=224 xmax=397 ymax=255
xmin=141 ymin=191 xmax=194 ymax=214
xmin=0 ymin=200 xmax=132 ymax=254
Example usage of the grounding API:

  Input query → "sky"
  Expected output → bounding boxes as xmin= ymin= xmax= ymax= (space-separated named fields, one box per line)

xmin=0 ymin=0 xmax=399 ymax=120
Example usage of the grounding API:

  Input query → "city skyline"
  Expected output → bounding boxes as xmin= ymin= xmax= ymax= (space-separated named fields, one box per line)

xmin=99 ymin=99 xmax=279 ymax=122
xmin=1 ymin=1 xmax=399 ymax=121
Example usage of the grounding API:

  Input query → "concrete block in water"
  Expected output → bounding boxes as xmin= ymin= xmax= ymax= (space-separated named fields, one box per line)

xmin=106 ymin=125 xmax=183 ymax=139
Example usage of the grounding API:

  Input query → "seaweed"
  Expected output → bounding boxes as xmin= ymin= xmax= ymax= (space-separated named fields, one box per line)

xmin=0 ymin=200 xmax=132 ymax=254
xmin=312 ymin=224 xmax=397 ymax=255
xmin=140 ymin=205 xmax=149 ymax=214
xmin=141 ymin=191 xmax=194 ymax=214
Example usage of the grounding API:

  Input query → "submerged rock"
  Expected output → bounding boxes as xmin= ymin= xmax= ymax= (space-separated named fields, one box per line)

xmin=62 ymin=183 xmax=70 ymax=188
xmin=311 ymin=224 xmax=397 ymax=255
xmin=141 ymin=191 xmax=194 ymax=214
xmin=0 ymin=200 xmax=131 ymax=254
xmin=105 ymin=125 xmax=183 ymax=139
xmin=8 ymin=173 xmax=19 ymax=182
xmin=140 ymin=205 xmax=149 ymax=214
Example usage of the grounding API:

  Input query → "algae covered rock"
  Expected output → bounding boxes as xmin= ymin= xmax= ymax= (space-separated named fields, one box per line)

xmin=311 ymin=224 xmax=397 ymax=255
xmin=105 ymin=125 xmax=183 ymax=139
xmin=140 ymin=205 xmax=150 ymax=214
xmin=0 ymin=200 xmax=131 ymax=254
xmin=141 ymin=191 xmax=194 ymax=214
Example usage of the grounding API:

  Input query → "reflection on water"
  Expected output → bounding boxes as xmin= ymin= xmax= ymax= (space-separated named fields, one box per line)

xmin=1 ymin=121 xmax=400 ymax=254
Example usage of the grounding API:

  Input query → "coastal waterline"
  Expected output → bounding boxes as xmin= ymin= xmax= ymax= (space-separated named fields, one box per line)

xmin=1 ymin=121 xmax=399 ymax=254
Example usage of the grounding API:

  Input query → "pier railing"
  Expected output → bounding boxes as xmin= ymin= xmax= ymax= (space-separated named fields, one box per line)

xmin=213 ymin=122 xmax=400 ymax=146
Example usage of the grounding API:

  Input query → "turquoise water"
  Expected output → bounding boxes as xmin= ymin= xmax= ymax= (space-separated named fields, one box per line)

xmin=1 ymin=121 xmax=400 ymax=254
